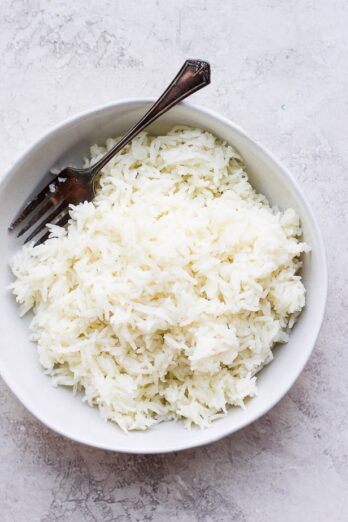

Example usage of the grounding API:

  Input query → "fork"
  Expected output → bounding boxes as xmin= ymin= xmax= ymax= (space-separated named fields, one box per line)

xmin=9 ymin=59 xmax=210 ymax=246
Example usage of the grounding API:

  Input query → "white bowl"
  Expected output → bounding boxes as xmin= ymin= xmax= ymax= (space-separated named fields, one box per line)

xmin=0 ymin=100 xmax=327 ymax=453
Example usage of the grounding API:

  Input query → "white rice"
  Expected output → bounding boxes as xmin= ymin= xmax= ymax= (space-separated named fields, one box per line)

xmin=10 ymin=127 xmax=309 ymax=431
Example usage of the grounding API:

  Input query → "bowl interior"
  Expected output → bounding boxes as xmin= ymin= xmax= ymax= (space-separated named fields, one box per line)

xmin=0 ymin=100 xmax=326 ymax=453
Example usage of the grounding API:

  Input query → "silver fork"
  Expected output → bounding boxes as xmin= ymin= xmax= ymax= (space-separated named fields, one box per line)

xmin=9 ymin=59 xmax=210 ymax=246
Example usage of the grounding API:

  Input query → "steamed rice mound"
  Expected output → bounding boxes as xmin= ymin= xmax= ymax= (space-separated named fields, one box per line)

xmin=10 ymin=127 xmax=309 ymax=431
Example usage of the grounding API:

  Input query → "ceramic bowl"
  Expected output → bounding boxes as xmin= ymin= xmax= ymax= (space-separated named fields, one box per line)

xmin=0 ymin=100 xmax=327 ymax=453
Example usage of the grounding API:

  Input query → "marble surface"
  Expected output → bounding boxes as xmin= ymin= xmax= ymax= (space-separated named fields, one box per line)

xmin=1 ymin=1 xmax=347 ymax=520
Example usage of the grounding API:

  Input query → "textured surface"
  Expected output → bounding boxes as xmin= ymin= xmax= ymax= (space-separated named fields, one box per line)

xmin=0 ymin=1 xmax=347 ymax=521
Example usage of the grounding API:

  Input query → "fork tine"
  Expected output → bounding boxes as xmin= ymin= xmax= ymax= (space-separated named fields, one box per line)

xmin=24 ymin=202 xmax=68 ymax=244
xmin=33 ymin=212 xmax=70 ymax=247
xmin=17 ymin=194 xmax=64 ymax=237
xmin=9 ymin=179 xmax=58 ymax=231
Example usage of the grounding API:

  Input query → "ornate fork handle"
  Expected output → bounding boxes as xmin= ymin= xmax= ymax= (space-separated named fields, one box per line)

xmin=89 ymin=60 xmax=211 ymax=176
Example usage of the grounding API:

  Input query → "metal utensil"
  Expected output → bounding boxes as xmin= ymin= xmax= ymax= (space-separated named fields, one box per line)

xmin=9 ymin=59 xmax=210 ymax=245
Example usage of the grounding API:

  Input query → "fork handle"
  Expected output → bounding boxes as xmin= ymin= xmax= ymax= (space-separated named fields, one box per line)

xmin=89 ymin=59 xmax=211 ymax=176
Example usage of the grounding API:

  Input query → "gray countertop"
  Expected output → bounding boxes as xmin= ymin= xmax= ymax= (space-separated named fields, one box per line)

xmin=1 ymin=1 xmax=347 ymax=521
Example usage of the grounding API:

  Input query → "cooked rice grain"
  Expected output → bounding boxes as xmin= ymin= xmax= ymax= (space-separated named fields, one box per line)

xmin=10 ymin=127 xmax=309 ymax=431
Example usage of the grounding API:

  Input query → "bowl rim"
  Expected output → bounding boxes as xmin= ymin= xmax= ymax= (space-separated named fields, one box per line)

xmin=0 ymin=98 xmax=328 ymax=453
